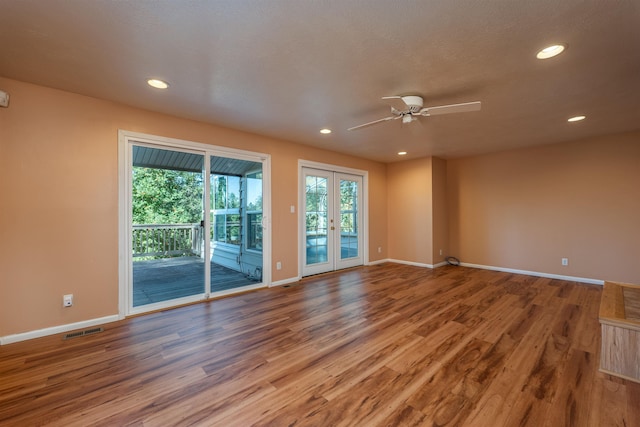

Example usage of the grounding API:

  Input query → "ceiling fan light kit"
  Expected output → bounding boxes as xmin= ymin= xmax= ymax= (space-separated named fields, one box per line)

xmin=348 ymin=95 xmax=481 ymax=131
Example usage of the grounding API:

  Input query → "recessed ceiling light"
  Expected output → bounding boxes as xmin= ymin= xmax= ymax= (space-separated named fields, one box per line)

xmin=536 ymin=44 xmax=565 ymax=59
xmin=398 ymin=151 xmax=407 ymax=156
xmin=320 ymin=128 xmax=332 ymax=134
xmin=567 ymin=115 xmax=586 ymax=122
xmin=147 ymin=78 xmax=169 ymax=89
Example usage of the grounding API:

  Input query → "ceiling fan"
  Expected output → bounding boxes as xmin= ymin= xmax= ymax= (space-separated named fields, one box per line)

xmin=348 ymin=95 xmax=481 ymax=131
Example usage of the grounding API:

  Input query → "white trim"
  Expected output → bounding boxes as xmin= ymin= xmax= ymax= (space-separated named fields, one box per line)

xmin=117 ymin=132 xmax=129 ymax=319
xmin=260 ymin=156 xmax=272 ymax=286
xmin=203 ymin=153 xmax=212 ymax=294
xmin=367 ymin=258 xmax=390 ymax=266
xmin=118 ymin=130 xmax=269 ymax=162
xmin=383 ymin=258 xmax=604 ymax=284
xmin=271 ymin=276 xmax=301 ymax=287
xmin=369 ymin=259 xmax=447 ymax=268
xmin=209 ymin=282 xmax=267 ymax=297
xmin=387 ymin=258 xmax=437 ymax=269
xmin=0 ymin=315 xmax=120 ymax=345
xmin=459 ymin=262 xmax=604 ymax=285
xmin=298 ymin=159 xmax=368 ymax=177
xmin=127 ymin=294 xmax=207 ymax=317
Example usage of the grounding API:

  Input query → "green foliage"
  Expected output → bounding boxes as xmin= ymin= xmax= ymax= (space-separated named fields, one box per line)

xmin=132 ymin=167 xmax=203 ymax=224
xmin=340 ymin=180 xmax=357 ymax=232
xmin=213 ymin=176 xmax=226 ymax=209
xmin=304 ymin=177 xmax=358 ymax=233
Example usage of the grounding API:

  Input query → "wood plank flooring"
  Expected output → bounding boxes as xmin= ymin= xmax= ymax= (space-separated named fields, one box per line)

xmin=1 ymin=263 xmax=639 ymax=426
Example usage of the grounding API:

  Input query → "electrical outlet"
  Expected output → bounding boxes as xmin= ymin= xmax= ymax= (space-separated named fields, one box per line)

xmin=63 ymin=294 xmax=73 ymax=307
xmin=276 ymin=261 xmax=282 ymax=270
xmin=378 ymin=247 xmax=382 ymax=253
xmin=439 ymin=249 xmax=443 ymax=256
xmin=561 ymin=258 xmax=569 ymax=266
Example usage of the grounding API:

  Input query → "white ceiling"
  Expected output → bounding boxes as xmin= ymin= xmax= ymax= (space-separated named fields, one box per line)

xmin=1 ymin=0 xmax=639 ymax=162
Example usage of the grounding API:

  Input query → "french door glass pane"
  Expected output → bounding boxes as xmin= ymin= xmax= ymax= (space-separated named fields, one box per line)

xmin=340 ymin=179 xmax=358 ymax=260
xmin=131 ymin=145 xmax=205 ymax=307
xmin=306 ymin=175 xmax=328 ymax=265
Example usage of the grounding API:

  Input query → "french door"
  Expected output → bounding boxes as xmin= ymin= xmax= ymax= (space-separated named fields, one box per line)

xmin=302 ymin=167 xmax=363 ymax=276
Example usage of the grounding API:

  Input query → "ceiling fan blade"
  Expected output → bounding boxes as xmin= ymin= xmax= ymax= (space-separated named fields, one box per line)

xmin=419 ymin=101 xmax=481 ymax=116
xmin=347 ymin=115 xmax=399 ymax=131
xmin=381 ymin=96 xmax=409 ymax=112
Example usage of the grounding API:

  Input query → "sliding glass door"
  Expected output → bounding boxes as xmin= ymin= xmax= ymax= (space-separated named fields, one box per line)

xmin=121 ymin=132 xmax=269 ymax=315
xmin=131 ymin=145 xmax=205 ymax=307
xmin=209 ymin=156 xmax=263 ymax=295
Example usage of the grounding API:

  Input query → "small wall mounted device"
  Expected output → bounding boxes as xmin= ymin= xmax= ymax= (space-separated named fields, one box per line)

xmin=0 ymin=90 xmax=9 ymax=108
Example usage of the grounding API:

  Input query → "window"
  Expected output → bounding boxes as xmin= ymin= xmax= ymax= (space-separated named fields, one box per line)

xmin=211 ymin=172 xmax=263 ymax=251
xmin=246 ymin=172 xmax=263 ymax=251
xmin=212 ymin=176 xmax=241 ymax=245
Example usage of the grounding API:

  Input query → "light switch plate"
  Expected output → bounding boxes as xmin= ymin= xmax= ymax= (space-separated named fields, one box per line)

xmin=0 ymin=90 xmax=9 ymax=108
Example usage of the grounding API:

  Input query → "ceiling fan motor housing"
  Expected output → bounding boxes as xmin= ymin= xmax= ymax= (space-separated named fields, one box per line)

xmin=402 ymin=95 xmax=424 ymax=112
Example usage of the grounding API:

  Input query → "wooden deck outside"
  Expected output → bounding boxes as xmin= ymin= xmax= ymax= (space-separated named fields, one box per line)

xmin=133 ymin=256 xmax=259 ymax=306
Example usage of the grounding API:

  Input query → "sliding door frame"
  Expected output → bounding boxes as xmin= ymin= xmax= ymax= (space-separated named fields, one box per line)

xmin=118 ymin=130 xmax=271 ymax=318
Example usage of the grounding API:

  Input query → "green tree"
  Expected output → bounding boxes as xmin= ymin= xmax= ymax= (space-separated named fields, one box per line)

xmin=340 ymin=180 xmax=357 ymax=232
xmin=132 ymin=167 xmax=203 ymax=224
xmin=213 ymin=176 xmax=227 ymax=209
xmin=247 ymin=195 xmax=263 ymax=211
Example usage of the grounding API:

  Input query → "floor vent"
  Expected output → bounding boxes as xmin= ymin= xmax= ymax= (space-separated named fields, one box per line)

xmin=63 ymin=327 xmax=104 ymax=340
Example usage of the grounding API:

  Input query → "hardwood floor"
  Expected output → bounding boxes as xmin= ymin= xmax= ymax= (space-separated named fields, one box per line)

xmin=1 ymin=263 xmax=639 ymax=426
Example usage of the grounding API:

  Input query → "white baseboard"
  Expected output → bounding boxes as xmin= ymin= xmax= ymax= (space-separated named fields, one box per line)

xmin=459 ymin=262 xmax=604 ymax=285
xmin=0 ymin=315 xmax=120 ymax=345
xmin=375 ymin=258 xmax=603 ymax=284
xmin=369 ymin=259 xmax=448 ymax=268
xmin=367 ymin=258 xmax=390 ymax=266
xmin=270 ymin=276 xmax=300 ymax=287
xmin=387 ymin=258 xmax=438 ymax=269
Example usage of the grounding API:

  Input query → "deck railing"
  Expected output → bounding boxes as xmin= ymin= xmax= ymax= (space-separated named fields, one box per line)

xmin=132 ymin=224 xmax=203 ymax=258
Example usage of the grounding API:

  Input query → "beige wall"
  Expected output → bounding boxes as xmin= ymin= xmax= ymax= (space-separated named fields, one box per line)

xmin=386 ymin=156 xmax=448 ymax=266
xmin=447 ymin=131 xmax=640 ymax=284
xmin=387 ymin=157 xmax=434 ymax=265
xmin=431 ymin=157 xmax=448 ymax=265
xmin=0 ymin=77 xmax=387 ymax=337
